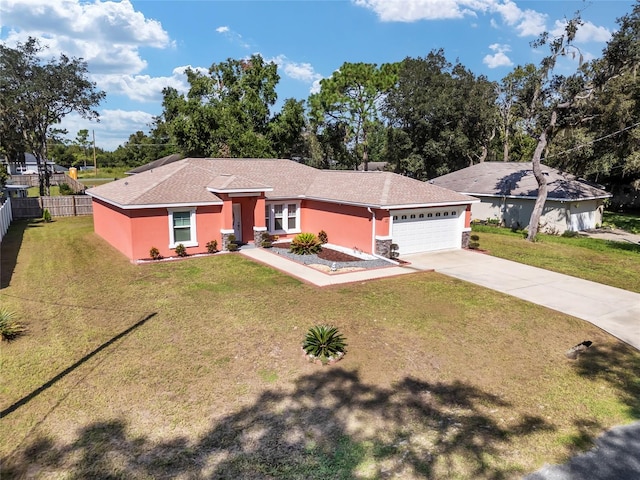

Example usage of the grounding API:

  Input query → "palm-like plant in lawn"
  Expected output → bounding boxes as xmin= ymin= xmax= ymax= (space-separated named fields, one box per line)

xmin=302 ymin=325 xmax=347 ymax=365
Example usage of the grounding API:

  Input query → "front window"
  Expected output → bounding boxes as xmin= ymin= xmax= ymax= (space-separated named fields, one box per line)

xmin=168 ymin=208 xmax=198 ymax=248
xmin=266 ymin=202 xmax=300 ymax=233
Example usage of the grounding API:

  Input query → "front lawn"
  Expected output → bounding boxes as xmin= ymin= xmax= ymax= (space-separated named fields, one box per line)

xmin=471 ymin=224 xmax=640 ymax=293
xmin=603 ymin=211 xmax=640 ymax=234
xmin=1 ymin=217 xmax=639 ymax=479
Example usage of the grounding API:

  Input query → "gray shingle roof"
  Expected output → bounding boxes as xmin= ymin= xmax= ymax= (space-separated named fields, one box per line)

xmin=125 ymin=153 xmax=184 ymax=175
xmin=430 ymin=162 xmax=610 ymax=201
xmin=88 ymin=158 xmax=475 ymax=209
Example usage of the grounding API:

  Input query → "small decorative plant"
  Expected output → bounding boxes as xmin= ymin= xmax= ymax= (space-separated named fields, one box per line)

xmin=0 ymin=308 xmax=26 ymax=341
xmin=58 ymin=183 xmax=73 ymax=195
xmin=206 ymin=239 xmax=218 ymax=253
xmin=389 ymin=243 xmax=400 ymax=259
xmin=226 ymin=234 xmax=238 ymax=251
xmin=261 ymin=234 xmax=273 ymax=248
xmin=290 ymin=232 xmax=322 ymax=255
xmin=302 ymin=325 xmax=347 ymax=365
xmin=149 ymin=246 xmax=163 ymax=260
xmin=468 ymin=234 xmax=480 ymax=250
xmin=42 ymin=208 xmax=52 ymax=223
xmin=318 ymin=230 xmax=328 ymax=244
xmin=174 ymin=243 xmax=187 ymax=257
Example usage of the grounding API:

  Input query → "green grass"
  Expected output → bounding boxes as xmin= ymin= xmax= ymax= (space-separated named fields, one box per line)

xmin=27 ymin=186 xmax=60 ymax=197
xmin=471 ymin=224 xmax=640 ymax=293
xmin=1 ymin=217 xmax=639 ymax=479
xmin=77 ymin=166 xmax=130 ymax=179
xmin=603 ymin=211 xmax=640 ymax=234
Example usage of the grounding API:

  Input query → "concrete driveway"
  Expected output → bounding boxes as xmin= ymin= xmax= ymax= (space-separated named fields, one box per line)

xmin=404 ymin=249 xmax=640 ymax=351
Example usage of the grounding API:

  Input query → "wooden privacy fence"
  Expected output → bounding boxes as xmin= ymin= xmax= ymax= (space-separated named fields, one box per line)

xmin=11 ymin=196 xmax=93 ymax=219
xmin=9 ymin=173 xmax=86 ymax=193
xmin=0 ymin=198 xmax=12 ymax=242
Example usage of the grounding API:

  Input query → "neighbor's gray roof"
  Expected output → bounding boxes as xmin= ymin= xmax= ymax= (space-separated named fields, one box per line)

xmin=88 ymin=158 xmax=476 ymax=209
xmin=125 ymin=153 xmax=184 ymax=175
xmin=430 ymin=162 xmax=611 ymax=201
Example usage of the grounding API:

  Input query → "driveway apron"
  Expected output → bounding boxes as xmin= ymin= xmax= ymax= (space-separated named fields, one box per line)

xmin=404 ymin=249 xmax=640 ymax=351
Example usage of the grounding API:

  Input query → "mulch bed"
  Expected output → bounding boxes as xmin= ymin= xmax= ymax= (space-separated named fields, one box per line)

xmin=272 ymin=243 xmax=363 ymax=262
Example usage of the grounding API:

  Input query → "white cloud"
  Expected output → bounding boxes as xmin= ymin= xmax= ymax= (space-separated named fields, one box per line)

xmin=58 ymin=110 xmax=157 ymax=151
xmin=0 ymin=0 xmax=172 ymax=74
xmin=483 ymin=43 xmax=513 ymax=68
xmin=92 ymin=65 xmax=208 ymax=103
xmin=353 ymin=0 xmax=549 ymax=37
xmin=215 ymin=25 xmax=250 ymax=49
xmin=550 ymin=20 xmax=612 ymax=43
xmin=353 ymin=0 xmax=476 ymax=21
xmin=269 ymin=55 xmax=323 ymax=94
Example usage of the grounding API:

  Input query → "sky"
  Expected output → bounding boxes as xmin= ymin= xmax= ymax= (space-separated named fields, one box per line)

xmin=0 ymin=0 xmax=635 ymax=151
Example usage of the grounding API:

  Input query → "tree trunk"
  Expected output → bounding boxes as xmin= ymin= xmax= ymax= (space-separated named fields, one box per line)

xmin=526 ymin=112 xmax=557 ymax=241
xmin=503 ymin=129 xmax=509 ymax=161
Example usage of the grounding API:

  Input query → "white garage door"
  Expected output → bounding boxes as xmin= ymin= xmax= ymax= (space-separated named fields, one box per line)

xmin=392 ymin=208 xmax=463 ymax=255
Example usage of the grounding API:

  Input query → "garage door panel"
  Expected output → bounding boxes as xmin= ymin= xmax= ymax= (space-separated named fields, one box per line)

xmin=392 ymin=208 xmax=462 ymax=255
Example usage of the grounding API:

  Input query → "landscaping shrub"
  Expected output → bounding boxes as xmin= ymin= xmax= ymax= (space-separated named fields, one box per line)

xmin=302 ymin=325 xmax=347 ymax=365
xmin=149 ymin=246 xmax=162 ymax=260
xmin=318 ymin=230 xmax=328 ymax=244
xmin=561 ymin=230 xmax=579 ymax=238
xmin=174 ymin=243 xmax=187 ymax=257
xmin=469 ymin=234 xmax=480 ymax=250
xmin=261 ymin=234 xmax=273 ymax=248
xmin=389 ymin=243 xmax=399 ymax=259
xmin=206 ymin=239 xmax=218 ymax=253
xmin=0 ymin=309 xmax=26 ymax=341
xmin=42 ymin=209 xmax=52 ymax=223
xmin=226 ymin=234 xmax=238 ymax=251
xmin=290 ymin=232 xmax=322 ymax=255
xmin=58 ymin=183 xmax=73 ymax=195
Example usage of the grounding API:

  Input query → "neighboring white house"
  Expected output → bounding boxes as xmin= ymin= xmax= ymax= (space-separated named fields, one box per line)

xmin=1 ymin=153 xmax=66 ymax=175
xmin=430 ymin=162 xmax=611 ymax=233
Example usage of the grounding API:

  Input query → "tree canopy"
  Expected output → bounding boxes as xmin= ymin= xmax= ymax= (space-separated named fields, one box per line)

xmin=0 ymin=37 xmax=105 ymax=195
xmin=161 ymin=55 xmax=305 ymax=159
xmin=384 ymin=51 xmax=498 ymax=179
xmin=309 ymin=62 xmax=398 ymax=170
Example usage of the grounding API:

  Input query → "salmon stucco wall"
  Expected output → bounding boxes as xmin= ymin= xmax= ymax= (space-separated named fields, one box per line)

xmin=233 ymin=196 xmax=262 ymax=242
xmin=300 ymin=200 xmax=389 ymax=254
xmin=128 ymin=205 xmax=223 ymax=260
xmin=92 ymin=199 xmax=224 ymax=261
xmin=92 ymin=199 xmax=135 ymax=260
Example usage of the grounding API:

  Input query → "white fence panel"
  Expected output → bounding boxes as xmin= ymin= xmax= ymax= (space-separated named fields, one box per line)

xmin=0 ymin=198 xmax=13 ymax=242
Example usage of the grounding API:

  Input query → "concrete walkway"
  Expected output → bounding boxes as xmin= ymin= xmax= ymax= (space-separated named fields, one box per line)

xmin=405 ymin=249 xmax=640 ymax=351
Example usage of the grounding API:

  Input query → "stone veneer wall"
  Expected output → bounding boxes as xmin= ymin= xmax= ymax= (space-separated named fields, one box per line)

xmin=253 ymin=228 xmax=270 ymax=247
xmin=222 ymin=231 xmax=236 ymax=251
xmin=461 ymin=231 xmax=470 ymax=249
xmin=375 ymin=238 xmax=393 ymax=258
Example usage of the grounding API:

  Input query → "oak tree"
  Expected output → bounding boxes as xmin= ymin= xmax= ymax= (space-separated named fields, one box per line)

xmin=0 ymin=37 xmax=105 ymax=195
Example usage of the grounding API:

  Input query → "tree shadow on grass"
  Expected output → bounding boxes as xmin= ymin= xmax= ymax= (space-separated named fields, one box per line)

xmin=2 ymin=369 xmax=554 ymax=479
xmin=572 ymin=341 xmax=640 ymax=419
xmin=0 ymin=219 xmax=37 ymax=289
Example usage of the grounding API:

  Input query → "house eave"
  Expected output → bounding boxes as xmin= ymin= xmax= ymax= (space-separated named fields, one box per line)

xmin=207 ymin=187 xmax=273 ymax=194
xmin=265 ymin=194 xmax=478 ymax=209
xmin=461 ymin=192 xmax=612 ymax=202
xmin=87 ymin=192 xmax=223 ymax=210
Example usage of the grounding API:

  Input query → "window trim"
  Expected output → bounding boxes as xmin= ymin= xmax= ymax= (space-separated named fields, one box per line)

xmin=265 ymin=201 xmax=301 ymax=234
xmin=168 ymin=208 xmax=198 ymax=248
